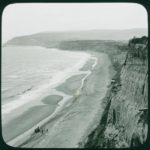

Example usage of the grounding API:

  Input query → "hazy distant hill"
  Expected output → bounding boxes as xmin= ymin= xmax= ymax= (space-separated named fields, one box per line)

xmin=4 ymin=28 xmax=147 ymax=47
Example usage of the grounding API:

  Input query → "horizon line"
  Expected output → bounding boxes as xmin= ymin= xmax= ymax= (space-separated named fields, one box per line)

xmin=3 ymin=27 xmax=148 ymax=44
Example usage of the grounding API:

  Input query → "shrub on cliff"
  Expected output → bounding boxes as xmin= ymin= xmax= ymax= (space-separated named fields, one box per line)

xmin=128 ymin=36 xmax=148 ymax=62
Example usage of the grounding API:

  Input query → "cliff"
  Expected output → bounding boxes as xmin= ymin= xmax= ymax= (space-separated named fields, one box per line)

xmin=82 ymin=36 xmax=148 ymax=148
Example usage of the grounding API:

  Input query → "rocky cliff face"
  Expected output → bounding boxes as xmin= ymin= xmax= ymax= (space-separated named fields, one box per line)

xmin=83 ymin=37 xmax=148 ymax=148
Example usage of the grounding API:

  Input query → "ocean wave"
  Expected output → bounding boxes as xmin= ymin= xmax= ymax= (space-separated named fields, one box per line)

xmin=2 ymin=48 xmax=91 ymax=115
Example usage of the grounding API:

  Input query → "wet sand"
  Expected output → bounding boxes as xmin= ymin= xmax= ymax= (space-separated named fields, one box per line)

xmin=3 ymin=52 xmax=113 ymax=148
xmin=2 ymin=95 xmax=62 ymax=142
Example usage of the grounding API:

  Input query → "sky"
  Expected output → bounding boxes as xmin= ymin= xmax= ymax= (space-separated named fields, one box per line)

xmin=2 ymin=3 xmax=148 ymax=43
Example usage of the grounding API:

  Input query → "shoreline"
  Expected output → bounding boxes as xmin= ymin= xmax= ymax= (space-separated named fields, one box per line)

xmin=3 ymin=50 xmax=113 ymax=148
xmin=20 ymin=51 xmax=113 ymax=148
xmin=3 ymin=51 xmax=97 ymax=146
xmin=2 ymin=46 xmax=91 ymax=116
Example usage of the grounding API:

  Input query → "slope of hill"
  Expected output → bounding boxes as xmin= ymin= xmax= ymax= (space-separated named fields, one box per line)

xmin=4 ymin=28 xmax=147 ymax=47
xmin=82 ymin=36 xmax=148 ymax=148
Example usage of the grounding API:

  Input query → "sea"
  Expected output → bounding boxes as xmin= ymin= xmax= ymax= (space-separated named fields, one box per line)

xmin=2 ymin=46 xmax=91 ymax=115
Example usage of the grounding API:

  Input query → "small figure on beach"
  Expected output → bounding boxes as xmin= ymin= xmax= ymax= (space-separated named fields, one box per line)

xmin=34 ymin=126 xmax=40 ymax=133
xmin=34 ymin=127 xmax=49 ymax=135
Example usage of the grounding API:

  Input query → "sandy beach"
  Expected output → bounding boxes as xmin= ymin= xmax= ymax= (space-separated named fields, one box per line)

xmin=3 ymin=51 xmax=113 ymax=148
xmin=2 ymin=4 xmax=148 ymax=148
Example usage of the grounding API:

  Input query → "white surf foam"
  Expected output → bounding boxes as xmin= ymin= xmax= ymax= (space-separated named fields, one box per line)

xmin=2 ymin=48 xmax=91 ymax=115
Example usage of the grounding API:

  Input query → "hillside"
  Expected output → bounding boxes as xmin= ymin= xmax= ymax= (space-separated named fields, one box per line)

xmin=4 ymin=28 xmax=147 ymax=47
xmin=81 ymin=36 xmax=148 ymax=148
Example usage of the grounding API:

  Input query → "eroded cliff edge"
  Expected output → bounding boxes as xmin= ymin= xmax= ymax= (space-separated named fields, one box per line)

xmin=82 ymin=36 xmax=148 ymax=148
